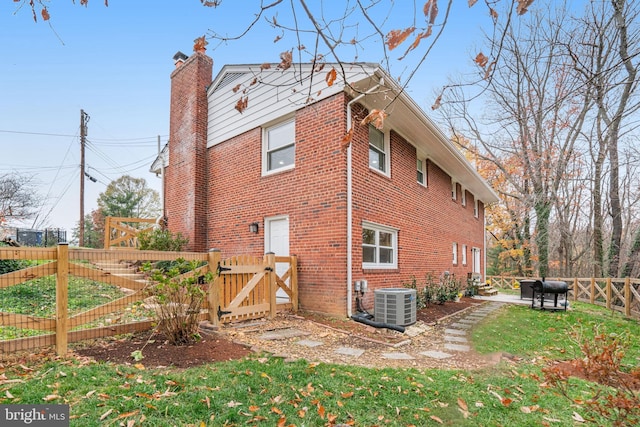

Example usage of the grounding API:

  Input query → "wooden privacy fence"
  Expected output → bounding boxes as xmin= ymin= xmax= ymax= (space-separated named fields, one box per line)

xmin=0 ymin=244 xmax=297 ymax=357
xmin=488 ymin=276 xmax=640 ymax=319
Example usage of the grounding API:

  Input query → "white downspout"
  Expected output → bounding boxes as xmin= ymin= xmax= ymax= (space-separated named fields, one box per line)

xmin=346 ymin=79 xmax=383 ymax=318
xmin=483 ymin=207 xmax=487 ymax=282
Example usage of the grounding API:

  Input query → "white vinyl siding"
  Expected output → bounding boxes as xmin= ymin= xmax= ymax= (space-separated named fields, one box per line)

xmin=207 ymin=64 xmax=373 ymax=148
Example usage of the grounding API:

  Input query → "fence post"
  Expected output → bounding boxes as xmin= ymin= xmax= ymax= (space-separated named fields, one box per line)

xmin=290 ymin=255 xmax=298 ymax=313
xmin=56 ymin=243 xmax=69 ymax=356
xmin=208 ymin=249 xmax=221 ymax=326
xmin=590 ymin=278 xmax=596 ymax=304
xmin=265 ymin=252 xmax=277 ymax=319
xmin=606 ymin=278 xmax=612 ymax=310
xmin=103 ymin=216 xmax=111 ymax=249
xmin=624 ymin=277 xmax=631 ymax=318
xmin=573 ymin=278 xmax=578 ymax=301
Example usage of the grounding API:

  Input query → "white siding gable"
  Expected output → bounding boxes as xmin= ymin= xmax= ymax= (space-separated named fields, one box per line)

xmin=207 ymin=64 xmax=376 ymax=147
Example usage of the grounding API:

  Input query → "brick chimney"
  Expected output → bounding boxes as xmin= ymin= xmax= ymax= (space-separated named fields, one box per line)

xmin=165 ymin=49 xmax=213 ymax=252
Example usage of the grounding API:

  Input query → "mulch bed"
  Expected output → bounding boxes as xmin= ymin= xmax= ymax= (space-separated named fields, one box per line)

xmin=75 ymin=330 xmax=252 ymax=369
xmin=74 ymin=298 xmax=485 ymax=368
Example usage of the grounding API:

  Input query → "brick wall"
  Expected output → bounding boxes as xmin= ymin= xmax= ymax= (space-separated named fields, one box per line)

xmin=349 ymin=104 xmax=486 ymax=311
xmin=205 ymin=94 xmax=350 ymax=315
xmin=165 ymin=52 xmax=213 ymax=251
xmin=164 ymin=61 xmax=488 ymax=316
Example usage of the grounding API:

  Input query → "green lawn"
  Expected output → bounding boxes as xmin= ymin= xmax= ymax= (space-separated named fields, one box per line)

xmin=0 ymin=275 xmax=149 ymax=340
xmin=1 ymin=303 xmax=638 ymax=426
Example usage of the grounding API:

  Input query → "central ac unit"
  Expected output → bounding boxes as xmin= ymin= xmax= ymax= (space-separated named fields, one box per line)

xmin=374 ymin=288 xmax=417 ymax=326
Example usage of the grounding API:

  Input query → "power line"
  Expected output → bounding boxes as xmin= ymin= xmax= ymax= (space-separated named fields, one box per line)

xmin=0 ymin=129 xmax=167 ymax=143
xmin=0 ymin=129 xmax=78 ymax=138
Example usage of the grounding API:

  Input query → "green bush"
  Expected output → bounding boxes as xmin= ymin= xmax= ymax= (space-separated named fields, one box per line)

xmin=143 ymin=259 xmax=211 ymax=346
xmin=403 ymin=272 xmax=462 ymax=306
xmin=138 ymin=228 xmax=188 ymax=252
xmin=0 ymin=242 xmax=29 ymax=274
xmin=403 ymin=276 xmax=426 ymax=310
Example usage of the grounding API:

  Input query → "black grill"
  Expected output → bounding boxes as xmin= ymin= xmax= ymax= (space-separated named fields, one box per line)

xmin=522 ymin=279 xmax=570 ymax=311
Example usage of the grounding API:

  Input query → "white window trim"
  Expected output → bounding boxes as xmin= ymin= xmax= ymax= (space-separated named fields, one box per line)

xmin=462 ymin=244 xmax=467 ymax=266
xmin=262 ymin=117 xmax=295 ymax=176
xmin=417 ymin=158 xmax=426 ymax=186
xmin=368 ymin=126 xmax=391 ymax=177
xmin=362 ymin=220 xmax=398 ymax=269
xmin=472 ymin=247 xmax=481 ymax=273
xmin=474 ymin=198 xmax=479 ymax=218
xmin=461 ymin=187 xmax=466 ymax=206
xmin=452 ymin=180 xmax=457 ymax=200
xmin=452 ymin=242 xmax=458 ymax=265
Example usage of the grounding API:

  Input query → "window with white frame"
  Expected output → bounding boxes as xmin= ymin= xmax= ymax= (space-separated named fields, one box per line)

xmin=362 ymin=221 xmax=398 ymax=268
xmin=462 ymin=244 xmax=467 ymax=265
xmin=451 ymin=180 xmax=457 ymax=200
xmin=461 ymin=187 xmax=466 ymax=206
xmin=263 ymin=118 xmax=295 ymax=174
xmin=452 ymin=242 xmax=458 ymax=265
xmin=472 ymin=247 xmax=481 ymax=273
xmin=368 ymin=126 xmax=388 ymax=174
xmin=417 ymin=158 xmax=425 ymax=185
xmin=474 ymin=198 xmax=479 ymax=218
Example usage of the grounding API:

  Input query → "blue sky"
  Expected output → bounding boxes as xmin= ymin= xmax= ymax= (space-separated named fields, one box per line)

xmin=0 ymin=0 xmax=495 ymax=237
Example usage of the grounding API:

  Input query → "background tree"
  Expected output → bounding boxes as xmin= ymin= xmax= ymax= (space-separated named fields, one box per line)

xmin=567 ymin=0 xmax=640 ymax=277
xmin=18 ymin=0 xmax=536 ymax=115
xmin=444 ymin=4 xmax=592 ymax=278
xmin=72 ymin=208 xmax=105 ymax=248
xmin=0 ymin=173 xmax=40 ymax=226
xmin=97 ymin=175 xmax=160 ymax=220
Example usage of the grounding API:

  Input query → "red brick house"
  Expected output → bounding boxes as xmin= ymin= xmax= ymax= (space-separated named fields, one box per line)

xmin=151 ymin=48 xmax=498 ymax=317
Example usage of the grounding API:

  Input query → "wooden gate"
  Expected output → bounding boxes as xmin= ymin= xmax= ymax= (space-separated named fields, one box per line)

xmin=208 ymin=251 xmax=298 ymax=326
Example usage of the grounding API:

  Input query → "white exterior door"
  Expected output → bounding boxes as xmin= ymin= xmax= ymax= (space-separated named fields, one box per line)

xmin=472 ymin=247 xmax=481 ymax=274
xmin=265 ymin=215 xmax=290 ymax=301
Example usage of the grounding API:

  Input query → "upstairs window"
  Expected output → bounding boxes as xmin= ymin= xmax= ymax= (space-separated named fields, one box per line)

xmin=362 ymin=221 xmax=398 ymax=269
xmin=474 ymin=198 xmax=479 ymax=218
xmin=461 ymin=187 xmax=467 ymax=206
xmin=369 ymin=126 xmax=388 ymax=174
xmin=417 ymin=158 xmax=425 ymax=185
xmin=451 ymin=180 xmax=457 ymax=200
xmin=264 ymin=119 xmax=295 ymax=174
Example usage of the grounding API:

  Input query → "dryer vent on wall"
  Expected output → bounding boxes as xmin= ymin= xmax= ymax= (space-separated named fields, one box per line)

xmin=374 ymin=288 xmax=417 ymax=326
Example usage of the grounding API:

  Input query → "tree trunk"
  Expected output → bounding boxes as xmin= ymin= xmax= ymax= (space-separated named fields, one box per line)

xmin=534 ymin=201 xmax=551 ymax=278
xmin=592 ymin=142 xmax=606 ymax=277
xmin=622 ymin=227 xmax=640 ymax=278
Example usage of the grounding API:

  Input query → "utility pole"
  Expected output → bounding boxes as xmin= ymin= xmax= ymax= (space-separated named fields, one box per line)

xmin=79 ymin=109 xmax=89 ymax=247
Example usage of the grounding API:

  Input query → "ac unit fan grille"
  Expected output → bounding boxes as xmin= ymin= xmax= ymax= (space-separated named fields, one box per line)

xmin=374 ymin=288 xmax=416 ymax=326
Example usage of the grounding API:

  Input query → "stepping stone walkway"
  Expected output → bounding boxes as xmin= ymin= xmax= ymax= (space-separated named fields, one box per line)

xmin=445 ymin=335 xmax=468 ymax=343
xmin=420 ymin=350 xmax=453 ymax=359
xmin=382 ymin=352 xmax=415 ymax=360
xmin=335 ymin=347 xmax=365 ymax=357
xmin=296 ymin=339 xmax=323 ymax=347
xmin=259 ymin=328 xmax=309 ymax=340
xmin=247 ymin=302 xmax=505 ymax=365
